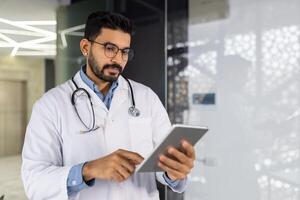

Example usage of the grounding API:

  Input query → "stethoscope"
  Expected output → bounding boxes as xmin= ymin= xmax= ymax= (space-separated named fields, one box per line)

xmin=71 ymin=75 xmax=140 ymax=133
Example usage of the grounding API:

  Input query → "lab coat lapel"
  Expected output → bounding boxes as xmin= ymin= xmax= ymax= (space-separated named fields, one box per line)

xmin=73 ymin=72 xmax=108 ymax=112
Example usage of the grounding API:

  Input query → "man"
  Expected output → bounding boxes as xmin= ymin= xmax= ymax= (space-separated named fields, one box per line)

xmin=21 ymin=11 xmax=195 ymax=200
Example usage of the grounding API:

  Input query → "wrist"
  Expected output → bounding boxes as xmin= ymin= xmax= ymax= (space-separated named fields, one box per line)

xmin=82 ymin=162 xmax=94 ymax=182
xmin=165 ymin=172 xmax=177 ymax=181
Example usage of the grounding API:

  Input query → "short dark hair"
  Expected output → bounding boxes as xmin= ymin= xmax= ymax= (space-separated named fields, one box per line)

xmin=84 ymin=11 xmax=134 ymax=40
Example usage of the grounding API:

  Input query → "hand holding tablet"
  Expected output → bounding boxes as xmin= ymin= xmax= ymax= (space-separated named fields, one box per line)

xmin=136 ymin=124 xmax=208 ymax=173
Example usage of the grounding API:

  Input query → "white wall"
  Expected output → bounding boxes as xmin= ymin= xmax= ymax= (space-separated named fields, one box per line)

xmin=0 ymin=57 xmax=45 ymax=123
xmin=184 ymin=0 xmax=300 ymax=199
xmin=0 ymin=57 xmax=44 ymax=198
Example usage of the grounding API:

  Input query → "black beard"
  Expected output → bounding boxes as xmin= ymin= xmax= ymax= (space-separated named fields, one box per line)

xmin=88 ymin=53 xmax=123 ymax=83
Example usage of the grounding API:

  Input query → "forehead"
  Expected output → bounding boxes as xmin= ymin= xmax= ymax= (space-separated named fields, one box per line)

xmin=95 ymin=28 xmax=131 ymax=48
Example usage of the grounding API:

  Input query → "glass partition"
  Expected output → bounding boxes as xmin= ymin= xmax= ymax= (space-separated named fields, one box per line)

xmin=167 ymin=0 xmax=300 ymax=199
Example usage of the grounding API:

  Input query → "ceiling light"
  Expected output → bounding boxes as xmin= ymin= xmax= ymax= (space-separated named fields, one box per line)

xmin=0 ymin=18 xmax=56 ymax=57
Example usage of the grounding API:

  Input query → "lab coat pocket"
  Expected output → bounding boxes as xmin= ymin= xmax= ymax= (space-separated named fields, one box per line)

xmin=129 ymin=118 xmax=153 ymax=158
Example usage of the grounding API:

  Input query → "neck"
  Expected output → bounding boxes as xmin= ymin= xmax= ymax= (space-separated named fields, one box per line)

xmin=86 ymin=65 xmax=112 ymax=95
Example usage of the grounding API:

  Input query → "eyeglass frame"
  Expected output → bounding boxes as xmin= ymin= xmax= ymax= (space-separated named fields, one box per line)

xmin=87 ymin=39 xmax=134 ymax=61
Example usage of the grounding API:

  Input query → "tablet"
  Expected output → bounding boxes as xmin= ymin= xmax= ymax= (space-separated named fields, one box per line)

xmin=136 ymin=124 xmax=208 ymax=173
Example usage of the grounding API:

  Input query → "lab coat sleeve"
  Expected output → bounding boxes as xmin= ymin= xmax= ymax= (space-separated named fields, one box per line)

xmin=21 ymin=98 xmax=71 ymax=200
xmin=147 ymin=88 xmax=187 ymax=193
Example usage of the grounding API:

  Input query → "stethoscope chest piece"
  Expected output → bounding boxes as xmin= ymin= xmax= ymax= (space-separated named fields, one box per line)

xmin=128 ymin=106 xmax=140 ymax=117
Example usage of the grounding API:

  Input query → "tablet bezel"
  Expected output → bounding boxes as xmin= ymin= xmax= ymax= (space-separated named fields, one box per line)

xmin=136 ymin=124 xmax=208 ymax=173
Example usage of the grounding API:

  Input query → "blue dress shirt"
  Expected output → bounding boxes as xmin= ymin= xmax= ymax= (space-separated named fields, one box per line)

xmin=79 ymin=66 xmax=119 ymax=110
xmin=67 ymin=66 xmax=179 ymax=196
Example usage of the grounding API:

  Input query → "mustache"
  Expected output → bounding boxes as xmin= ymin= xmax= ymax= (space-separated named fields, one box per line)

xmin=102 ymin=64 xmax=123 ymax=73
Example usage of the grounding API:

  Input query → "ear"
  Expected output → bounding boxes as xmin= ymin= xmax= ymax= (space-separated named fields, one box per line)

xmin=80 ymin=38 xmax=90 ymax=56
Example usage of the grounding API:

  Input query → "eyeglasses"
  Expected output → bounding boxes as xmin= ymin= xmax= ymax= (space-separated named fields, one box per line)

xmin=88 ymin=39 xmax=134 ymax=61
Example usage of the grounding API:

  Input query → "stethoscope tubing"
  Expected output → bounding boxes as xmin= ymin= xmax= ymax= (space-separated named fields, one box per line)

xmin=122 ymin=76 xmax=136 ymax=108
xmin=71 ymin=75 xmax=140 ymax=133
xmin=71 ymin=78 xmax=99 ymax=133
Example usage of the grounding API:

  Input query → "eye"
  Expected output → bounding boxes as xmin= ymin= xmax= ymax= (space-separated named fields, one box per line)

xmin=105 ymin=44 xmax=117 ymax=52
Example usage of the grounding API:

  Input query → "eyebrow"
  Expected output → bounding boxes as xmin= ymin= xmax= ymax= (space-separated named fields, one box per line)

xmin=104 ymin=41 xmax=131 ymax=50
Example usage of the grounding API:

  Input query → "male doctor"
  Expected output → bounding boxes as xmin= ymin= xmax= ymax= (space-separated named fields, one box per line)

xmin=21 ymin=11 xmax=195 ymax=200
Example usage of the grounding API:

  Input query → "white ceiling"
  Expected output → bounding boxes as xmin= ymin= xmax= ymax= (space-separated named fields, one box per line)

xmin=0 ymin=0 xmax=70 ymax=57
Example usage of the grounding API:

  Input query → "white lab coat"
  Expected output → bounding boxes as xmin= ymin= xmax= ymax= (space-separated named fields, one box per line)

xmin=21 ymin=71 xmax=186 ymax=200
